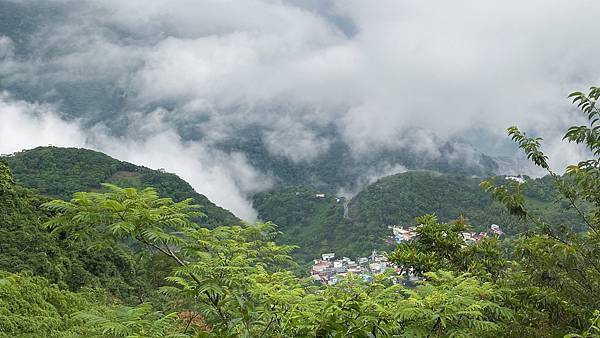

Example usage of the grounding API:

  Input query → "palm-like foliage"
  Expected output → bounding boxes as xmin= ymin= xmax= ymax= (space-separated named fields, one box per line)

xmin=75 ymin=303 xmax=189 ymax=338
xmin=397 ymin=271 xmax=512 ymax=337
xmin=161 ymin=223 xmax=298 ymax=337
xmin=42 ymin=184 xmax=201 ymax=258
xmin=309 ymin=271 xmax=510 ymax=337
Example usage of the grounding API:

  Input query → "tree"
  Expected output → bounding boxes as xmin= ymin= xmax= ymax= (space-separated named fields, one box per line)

xmin=307 ymin=271 xmax=510 ymax=337
xmin=41 ymin=185 xmax=303 ymax=336
xmin=481 ymin=86 xmax=600 ymax=333
xmin=42 ymin=184 xmax=515 ymax=337
xmin=0 ymin=271 xmax=92 ymax=337
xmin=74 ymin=303 xmax=188 ymax=338
xmin=42 ymin=183 xmax=201 ymax=255
xmin=0 ymin=160 xmax=14 ymax=193
xmin=389 ymin=214 xmax=506 ymax=280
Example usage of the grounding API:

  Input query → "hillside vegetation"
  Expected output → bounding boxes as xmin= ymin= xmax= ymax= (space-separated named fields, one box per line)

xmin=0 ymin=161 xmax=160 ymax=301
xmin=4 ymin=147 xmax=580 ymax=269
xmin=2 ymin=85 xmax=600 ymax=336
xmin=253 ymin=186 xmax=390 ymax=265
xmin=350 ymin=171 xmax=582 ymax=234
xmin=253 ymin=171 xmax=583 ymax=264
xmin=3 ymin=146 xmax=239 ymax=227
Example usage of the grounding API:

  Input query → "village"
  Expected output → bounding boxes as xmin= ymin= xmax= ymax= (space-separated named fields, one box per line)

xmin=309 ymin=250 xmax=413 ymax=285
xmin=310 ymin=222 xmax=504 ymax=285
xmin=389 ymin=223 xmax=504 ymax=245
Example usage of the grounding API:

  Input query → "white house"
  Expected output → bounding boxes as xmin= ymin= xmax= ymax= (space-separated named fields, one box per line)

xmin=322 ymin=253 xmax=335 ymax=261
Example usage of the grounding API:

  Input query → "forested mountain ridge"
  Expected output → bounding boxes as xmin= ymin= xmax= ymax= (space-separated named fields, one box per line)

xmin=252 ymin=186 xmax=380 ymax=265
xmin=349 ymin=171 xmax=583 ymax=234
xmin=2 ymin=146 xmax=240 ymax=227
xmin=253 ymin=170 xmax=582 ymax=265
xmin=3 ymin=146 xmax=576 ymax=267
xmin=223 ymin=128 xmax=500 ymax=194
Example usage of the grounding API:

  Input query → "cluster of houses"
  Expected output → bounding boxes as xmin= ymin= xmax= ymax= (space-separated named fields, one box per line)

xmin=310 ymin=251 xmax=400 ymax=285
xmin=311 ymin=222 xmax=505 ymax=285
xmin=462 ymin=224 xmax=504 ymax=244
xmin=389 ymin=223 xmax=504 ymax=245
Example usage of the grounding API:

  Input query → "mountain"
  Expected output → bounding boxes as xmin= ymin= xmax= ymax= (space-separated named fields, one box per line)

xmin=252 ymin=186 xmax=382 ymax=265
xmin=4 ymin=147 xmax=577 ymax=267
xmin=0 ymin=160 xmax=148 ymax=299
xmin=253 ymin=171 xmax=582 ymax=264
xmin=220 ymin=128 xmax=500 ymax=194
xmin=348 ymin=171 xmax=514 ymax=229
xmin=3 ymin=146 xmax=240 ymax=227
xmin=350 ymin=171 xmax=583 ymax=233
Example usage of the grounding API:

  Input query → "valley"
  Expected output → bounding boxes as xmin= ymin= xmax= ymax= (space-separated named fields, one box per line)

xmin=3 ymin=146 xmax=580 ymax=268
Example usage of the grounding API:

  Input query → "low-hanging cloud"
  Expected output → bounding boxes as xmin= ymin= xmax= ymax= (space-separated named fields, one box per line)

xmin=0 ymin=93 xmax=270 ymax=219
xmin=0 ymin=92 xmax=87 ymax=151
xmin=1 ymin=0 xmax=599 ymax=217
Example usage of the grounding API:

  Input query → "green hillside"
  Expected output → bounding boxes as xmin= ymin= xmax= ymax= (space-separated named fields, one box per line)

xmin=253 ymin=171 xmax=582 ymax=264
xmin=2 ymin=147 xmax=581 ymax=268
xmin=349 ymin=171 xmax=515 ymax=231
xmin=252 ymin=186 xmax=390 ymax=265
xmin=0 ymin=160 xmax=152 ymax=300
xmin=3 ymin=147 xmax=240 ymax=227
xmin=350 ymin=171 xmax=583 ymax=234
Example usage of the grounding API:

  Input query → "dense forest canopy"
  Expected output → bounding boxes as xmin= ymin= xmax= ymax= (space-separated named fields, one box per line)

xmin=3 ymin=146 xmax=240 ymax=228
xmin=4 ymin=147 xmax=573 ymax=267
xmin=1 ymin=87 xmax=600 ymax=336
xmin=252 ymin=171 xmax=582 ymax=265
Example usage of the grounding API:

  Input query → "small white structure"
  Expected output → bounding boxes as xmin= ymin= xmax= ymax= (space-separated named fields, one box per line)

xmin=315 ymin=193 xmax=326 ymax=198
xmin=322 ymin=253 xmax=335 ymax=261
xmin=490 ymin=224 xmax=504 ymax=236
xmin=506 ymin=176 xmax=525 ymax=183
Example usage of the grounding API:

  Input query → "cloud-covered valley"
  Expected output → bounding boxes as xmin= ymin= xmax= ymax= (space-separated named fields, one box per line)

xmin=1 ymin=0 xmax=599 ymax=219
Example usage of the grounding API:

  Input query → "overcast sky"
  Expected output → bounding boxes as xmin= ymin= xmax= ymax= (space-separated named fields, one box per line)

xmin=1 ymin=0 xmax=599 ymax=219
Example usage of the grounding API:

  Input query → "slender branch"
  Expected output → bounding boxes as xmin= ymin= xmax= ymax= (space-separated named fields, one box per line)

xmin=161 ymin=240 xmax=203 ymax=286
xmin=208 ymin=293 xmax=228 ymax=324
xmin=566 ymin=194 xmax=600 ymax=236
xmin=183 ymin=312 xmax=201 ymax=334
xmin=527 ymin=215 xmax=600 ymax=276
xmin=548 ymin=170 xmax=600 ymax=236
xmin=260 ymin=317 xmax=276 ymax=338
xmin=134 ymin=234 xmax=203 ymax=286
xmin=136 ymin=235 xmax=172 ymax=258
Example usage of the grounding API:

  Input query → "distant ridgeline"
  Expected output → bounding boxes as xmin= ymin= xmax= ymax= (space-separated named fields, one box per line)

xmin=220 ymin=127 xmax=500 ymax=193
xmin=253 ymin=171 xmax=583 ymax=265
xmin=3 ymin=147 xmax=240 ymax=228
